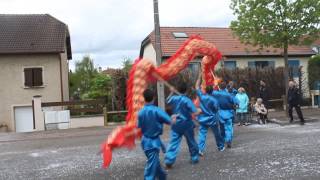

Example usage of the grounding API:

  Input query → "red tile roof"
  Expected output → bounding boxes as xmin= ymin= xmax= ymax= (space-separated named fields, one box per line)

xmin=141 ymin=27 xmax=316 ymax=57
xmin=0 ymin=14 xmax=72 ymax=59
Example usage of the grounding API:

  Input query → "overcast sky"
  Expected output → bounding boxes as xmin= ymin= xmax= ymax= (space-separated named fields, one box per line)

xmin=0 ymin=0 xmax=235 ymax=70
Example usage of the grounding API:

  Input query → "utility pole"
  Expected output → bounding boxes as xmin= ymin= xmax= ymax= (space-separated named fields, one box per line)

xmin=153 ymin=0 xmax=165 ymax=109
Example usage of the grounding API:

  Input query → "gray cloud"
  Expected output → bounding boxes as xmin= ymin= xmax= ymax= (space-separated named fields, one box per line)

xmin=0 ymin=0 xmax=234 ymax=69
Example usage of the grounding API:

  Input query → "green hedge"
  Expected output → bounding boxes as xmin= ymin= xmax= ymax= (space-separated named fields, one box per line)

xmin=108 ymin=114 xmax=126 ymax=123
xmin=308 ymin=55 xmax=320 ymax=90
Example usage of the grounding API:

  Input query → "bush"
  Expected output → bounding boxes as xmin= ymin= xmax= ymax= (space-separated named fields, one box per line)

xmin=108 ymin=114 xmax=126 ymax=123
xmin=308 ymin=55 xmax=320 ymax=90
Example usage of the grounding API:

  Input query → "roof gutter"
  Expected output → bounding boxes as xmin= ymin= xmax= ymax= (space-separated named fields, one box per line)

xmin=161 ymin=53 xmax=315 ymax=59
xmin=139 ymin=36 xmax=151 ymax=58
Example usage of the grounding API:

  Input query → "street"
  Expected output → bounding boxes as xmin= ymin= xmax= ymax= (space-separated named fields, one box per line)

xmin=1 ymin=119 xmax=320 ymax=180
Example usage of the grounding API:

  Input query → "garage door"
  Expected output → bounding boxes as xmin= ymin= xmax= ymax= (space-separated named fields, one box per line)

xmin=14 ymin=106 xmax=34 ymax=132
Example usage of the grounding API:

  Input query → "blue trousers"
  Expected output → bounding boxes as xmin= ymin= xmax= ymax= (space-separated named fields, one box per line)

xmin=198 ymin=123 xmax=224 ymax=153
xmin=144 ymin=149 xmax=166 ymax=180
xmin=164 ymin=127 xmax=199 ymax=165
xmin=219 ymin=118 xmax=233 ymax=144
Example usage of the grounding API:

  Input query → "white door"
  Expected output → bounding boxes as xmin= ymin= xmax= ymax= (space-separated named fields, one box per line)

xmin=14 ymin=106 xmax=34 ymax=132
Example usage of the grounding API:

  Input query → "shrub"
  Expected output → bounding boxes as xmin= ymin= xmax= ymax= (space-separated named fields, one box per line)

xmin=308 ymin=55 xmax=320 ymax=90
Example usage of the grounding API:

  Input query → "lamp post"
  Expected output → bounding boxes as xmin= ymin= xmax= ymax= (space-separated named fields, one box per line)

xmin=153 ymin=0 xmax=165 ymax=109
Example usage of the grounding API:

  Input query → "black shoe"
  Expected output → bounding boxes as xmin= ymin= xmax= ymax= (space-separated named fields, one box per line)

xmin=198 ymin=151 xmax=204 ymax=157
xmin=290 ymin=119 xmax=293 ymax=123
xmin=300 ymin=121 xmax=305 ymax=125
xmin=226 ymin=143 xmax=232 ymax=148
xmin=165 ymin=164 xmax=173 ymax=170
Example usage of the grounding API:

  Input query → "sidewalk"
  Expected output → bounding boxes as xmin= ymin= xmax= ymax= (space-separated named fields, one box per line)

xmin=1 ymin=108 xmax=318 ymax=142
xmin=0 ymin=126 xmax=114 ymax=143
xmin=268 ymin=108 xmax=320 ymax=125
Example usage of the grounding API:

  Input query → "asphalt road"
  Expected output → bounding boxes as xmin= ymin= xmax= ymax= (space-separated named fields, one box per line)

xmin=1 ymin=121 xmax=320 ymax=180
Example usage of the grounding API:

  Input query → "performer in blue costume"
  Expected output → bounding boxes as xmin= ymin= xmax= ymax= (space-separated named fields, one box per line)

xmin=164 ymin=82 xmax=200 ymax=168
xmin=227 ymin=81 xmax=238 ymax=96
xmin=212 ymin=81 xmax=238 ymax=148
xmin=195 ymin=73 xmax=225 ymax=155
xmin=138 ymin=89 xmax=176 ymax=180
xmin=226 ymin=81 xmax=238 ymax=124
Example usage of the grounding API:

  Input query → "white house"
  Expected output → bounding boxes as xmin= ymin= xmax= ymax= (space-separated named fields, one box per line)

xmin=0 ymin=14 xmax=72 ymax=132
xmin=140 ymin=27 xmax=319 ymax=96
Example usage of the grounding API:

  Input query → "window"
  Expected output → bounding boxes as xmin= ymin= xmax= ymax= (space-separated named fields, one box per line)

xmin=224 ymin=61 xmax=237 ymax=70
xmin=248 ymin=61 xmax=255 ymax=69
xmin=288 ymin=60 xmax=300 ymax=78
xmin=248 ymin=61 xmax=275 ymax=68
xmin=172 ymin=32 xmax=188 ymax=38
xmin=24 ymin=67 xmax=43 ymax=87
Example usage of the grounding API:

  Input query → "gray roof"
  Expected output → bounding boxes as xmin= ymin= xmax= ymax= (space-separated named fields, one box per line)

xmin=0 ymin=14 xmax=72 ymax=59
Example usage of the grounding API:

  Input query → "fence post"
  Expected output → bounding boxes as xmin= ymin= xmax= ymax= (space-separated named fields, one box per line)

xmin=298 ymin=66 xmax=302 ymax=95
xmin=281 ymin=95 xmax=286 ymax=111
xmin=103 ymin=107 xmax=108 ymax=126
xmin=33 ymin=95 xmax=45 ymax=131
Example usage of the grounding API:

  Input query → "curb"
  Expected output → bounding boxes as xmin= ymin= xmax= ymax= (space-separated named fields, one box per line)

xmin=268 ymin=117 xmax=319 ymax=126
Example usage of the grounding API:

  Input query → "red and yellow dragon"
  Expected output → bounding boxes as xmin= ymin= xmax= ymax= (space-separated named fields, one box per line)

xmin=101 ymin=36 xmax=222 ymax=168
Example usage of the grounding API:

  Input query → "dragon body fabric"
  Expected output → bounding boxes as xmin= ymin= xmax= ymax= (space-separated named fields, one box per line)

xmin=101 ymin=36 xmax=222 ymax=168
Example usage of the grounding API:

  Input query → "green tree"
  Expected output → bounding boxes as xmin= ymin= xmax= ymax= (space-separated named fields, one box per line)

xmin=69 ymin=70 xmax=81 ymax=100
xmin=122 ymin=57 xmax=133 ymax=75
xmin=230 ymin=0 xmax=320 ymax=107
xmin=86 ymin=73 xmax=112 ymax=99
xmin=69 ymin=55 xmax=98 ymax=99
xmin=308 ymin=55 xmax=320 ymax=90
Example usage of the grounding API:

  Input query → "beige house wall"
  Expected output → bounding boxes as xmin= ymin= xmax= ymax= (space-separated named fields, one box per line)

xmin=0 ymin=54 xmax=65 ymax=131
xmin=223 ymin=56 xmax=308 ymax=70
xmin=142 ymin=43 xmax=157 ymax=64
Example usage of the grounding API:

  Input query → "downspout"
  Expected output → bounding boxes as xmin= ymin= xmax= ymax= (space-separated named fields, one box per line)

xmin=59 ymin=54 xmax=64 ymax=102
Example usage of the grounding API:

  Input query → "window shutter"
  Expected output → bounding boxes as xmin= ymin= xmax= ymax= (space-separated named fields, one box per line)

xmin=24 ymin=68 xmax=33 ymax=87
xmin=268 ymin=61 xmax=275 ymax=68
xmin=33 ymin=68 xmax=43 ymax=86
xmin=248 ymin=61 xmax=255 ymax=69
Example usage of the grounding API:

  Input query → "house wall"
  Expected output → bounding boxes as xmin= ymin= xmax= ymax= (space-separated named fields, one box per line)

xmin=0 ymin=54 xmax=63 ymax=131
xmin=142 ymin=43 xmax=157 ymax=64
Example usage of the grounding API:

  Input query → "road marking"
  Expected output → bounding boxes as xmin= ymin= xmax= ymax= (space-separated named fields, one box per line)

xmin=29 ymin=152 xmax=40 ymax=157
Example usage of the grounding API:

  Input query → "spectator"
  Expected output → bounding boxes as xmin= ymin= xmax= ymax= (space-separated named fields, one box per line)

xmin=254 ymin=98 xmax=268 ymax=124
xmin=227 ymin=81 xmax=238 ymax=124
xmin=257 ymin=80 xmax=270 ymax=109
xmin=235 ymin=87 xmax=249 ymax=126
xmin=288 ymin=80 xmax=305 ymax=125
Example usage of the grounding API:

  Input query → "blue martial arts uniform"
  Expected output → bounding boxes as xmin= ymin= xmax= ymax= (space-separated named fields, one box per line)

xmin=226 ymin=87 xmax=238 ymax=96
xmin=138 ymin=103 xmax=172 ymax=180
xmin=212 ymin=90 xmax=238 ymax=144
xmin=226 ymin=87 xmax=238 ymax=123
xmin=164 ymin=95 xmax=199 ymax=166
xmin=196 ymin=90 xmax=224 ymax=153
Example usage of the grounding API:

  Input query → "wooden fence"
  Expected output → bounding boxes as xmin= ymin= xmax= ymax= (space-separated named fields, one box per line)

xmin=41 ymin=96 xmax=286 ymax=127
xmin=42 ymin=99 xmax=106 ymax=114
xmin=103 ymin=109 xmax=128 ymax=126
xmin=41 ymin=99 xmax=129 ymax=126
